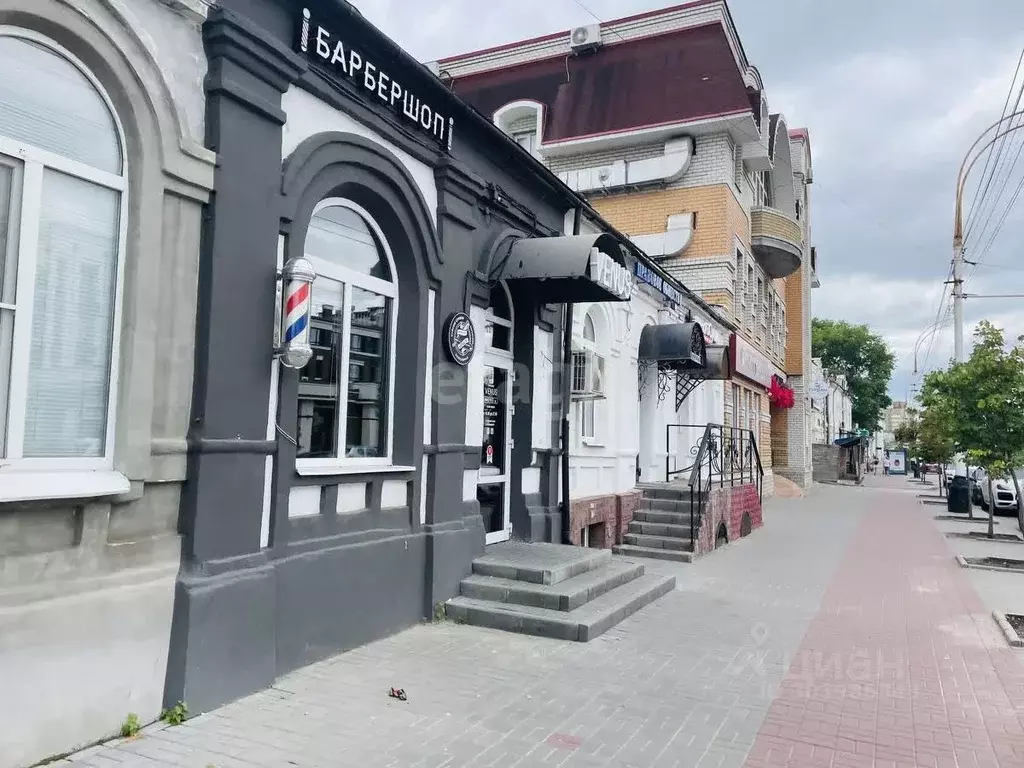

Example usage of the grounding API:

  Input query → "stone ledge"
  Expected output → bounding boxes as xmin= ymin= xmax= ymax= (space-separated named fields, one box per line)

xmin=992 ymin=611 xmax=1024 ymax=648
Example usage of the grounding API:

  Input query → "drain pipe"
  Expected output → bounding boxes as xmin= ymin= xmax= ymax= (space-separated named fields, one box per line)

xmin=560 ymin=206 xmax=583 ymax=545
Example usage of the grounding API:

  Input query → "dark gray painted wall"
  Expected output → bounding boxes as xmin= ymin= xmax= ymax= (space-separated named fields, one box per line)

xmin=167 ymin=0 xmax=571 ymax=715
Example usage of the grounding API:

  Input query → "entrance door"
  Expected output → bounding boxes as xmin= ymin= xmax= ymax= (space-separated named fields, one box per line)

xmin=479 ymin=355 xmax=512 ymax=544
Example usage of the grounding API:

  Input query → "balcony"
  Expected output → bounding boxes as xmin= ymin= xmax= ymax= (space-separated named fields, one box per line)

xmin=750 ymin=206 xmax=803 ymax=279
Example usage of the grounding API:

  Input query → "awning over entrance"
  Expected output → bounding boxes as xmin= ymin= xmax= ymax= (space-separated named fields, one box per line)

xmin=638 ymin=322 xmax=708 ymax=371
xmin=834 ymin=435 xmax=865 ymax=447
xmin=501 ymin=232 xmax=633 ymax=303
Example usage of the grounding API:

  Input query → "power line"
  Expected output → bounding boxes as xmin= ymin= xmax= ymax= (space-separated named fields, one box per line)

xmin=964 ymin=47 xmax=1024 ymax=242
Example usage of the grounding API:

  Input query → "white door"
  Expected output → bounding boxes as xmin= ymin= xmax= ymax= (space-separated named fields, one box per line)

xmin=480 ymin=354 xmax=513 ymax=544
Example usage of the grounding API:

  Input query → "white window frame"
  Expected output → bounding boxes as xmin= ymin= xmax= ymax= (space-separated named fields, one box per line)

xmin=296 ymin=198 xmax=399 ymax=474
xmin=0 ymin=28 xmax=128 ymax=479
xmin=573 ymin=311 xmax=605 ymax=445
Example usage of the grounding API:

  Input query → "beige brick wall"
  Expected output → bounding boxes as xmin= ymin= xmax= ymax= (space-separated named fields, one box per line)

xmin=751 ymin=208 xmax=801 ymax=244
xmin=592 ymin=184 xmax=742 ymax=259
xmin=785 ymin=268 xmax=805 ymax=375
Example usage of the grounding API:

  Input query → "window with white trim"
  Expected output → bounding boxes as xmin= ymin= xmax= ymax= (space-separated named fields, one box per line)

xmin=296 ymin=200 xmax=398 ymax=466
xmin=513 ymin=131 xmax=536 ymax=155
xmin=572 ymin=311 xmax=605 ymax=442
xmin=0 ymin=33 xmax=126 ymax=467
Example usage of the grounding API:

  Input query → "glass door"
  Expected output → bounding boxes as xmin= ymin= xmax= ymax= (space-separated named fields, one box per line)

xmin=479 ymin=358 xmax=512 ymax=544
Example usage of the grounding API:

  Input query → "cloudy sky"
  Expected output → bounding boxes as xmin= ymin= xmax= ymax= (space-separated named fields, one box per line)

xmin=355 ymin=0 xmax=1024 ymax=405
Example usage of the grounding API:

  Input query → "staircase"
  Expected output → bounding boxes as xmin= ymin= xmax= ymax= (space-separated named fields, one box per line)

xmin=445 ymin=541 xmax=675 ymax=641
xmin=613 ymin=485 xmax=699 ymax=562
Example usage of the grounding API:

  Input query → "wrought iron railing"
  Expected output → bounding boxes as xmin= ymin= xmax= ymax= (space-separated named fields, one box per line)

xmin=665 ymin=424 xmax=765 ymax=549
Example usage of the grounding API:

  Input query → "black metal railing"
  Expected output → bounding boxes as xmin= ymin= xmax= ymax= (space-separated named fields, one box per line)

xmin=665 ymin=424 xmax=765 ymax=549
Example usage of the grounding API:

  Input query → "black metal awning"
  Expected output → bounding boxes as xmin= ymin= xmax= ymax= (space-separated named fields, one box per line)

xmin=638 ymin=322 xmax=708 ymax=371
xmin=834 ymin=435 xmax=865 ymax=447
xmin=500 ymin=233 xmax=634 ymax=303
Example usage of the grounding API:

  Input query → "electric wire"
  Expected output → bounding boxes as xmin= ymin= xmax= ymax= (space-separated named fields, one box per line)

xmin=964 ymin=47 xmax=1024 ymax=242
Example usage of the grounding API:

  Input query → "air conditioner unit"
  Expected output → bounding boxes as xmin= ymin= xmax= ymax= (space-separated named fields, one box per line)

xmin=569 ymin=24 xmax=602 ymax=52
xmin=571 ymin=351 xmax=606 ymax=399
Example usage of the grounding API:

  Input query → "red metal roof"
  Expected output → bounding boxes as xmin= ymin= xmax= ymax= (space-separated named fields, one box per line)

xmin=450 ymin=23 xmax=752 ymax=144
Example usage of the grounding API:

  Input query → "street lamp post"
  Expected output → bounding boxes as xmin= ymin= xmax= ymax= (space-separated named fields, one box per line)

xmin=952 ymin=110 xmax=1024 ymax=362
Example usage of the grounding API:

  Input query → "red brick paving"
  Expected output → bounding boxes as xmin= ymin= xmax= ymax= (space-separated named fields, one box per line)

xmin=743 ymin=502 xmax=1024 ymax=768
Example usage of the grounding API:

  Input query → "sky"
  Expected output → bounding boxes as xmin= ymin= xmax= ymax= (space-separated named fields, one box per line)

xmin=352 ymin=0 xmax=1024 ymax=408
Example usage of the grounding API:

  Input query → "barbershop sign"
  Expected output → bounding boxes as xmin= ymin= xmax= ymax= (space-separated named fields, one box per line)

xmin=588 ymin=248 xmax=634 ymax=301
xmin=298 ymin=6 xmax=454 ymax=150
xmin=633 ymin=261 xmax=684 ymax=306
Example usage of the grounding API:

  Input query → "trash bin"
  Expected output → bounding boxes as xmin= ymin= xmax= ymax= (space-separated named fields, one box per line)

xmin=948 ymin=475 xmax=971 ymax=514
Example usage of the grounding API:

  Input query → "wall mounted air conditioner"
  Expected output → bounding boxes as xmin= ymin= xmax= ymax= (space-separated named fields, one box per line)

xmin=569 ymin=24 xmax=602 ymax=52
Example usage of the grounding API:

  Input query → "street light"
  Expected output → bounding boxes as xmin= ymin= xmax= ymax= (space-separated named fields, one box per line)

xmin=952 ymin=109 xmax=1024 ymax=362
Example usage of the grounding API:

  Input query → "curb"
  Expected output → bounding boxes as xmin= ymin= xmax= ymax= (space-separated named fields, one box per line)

xmin=993 ymin=611 xmax=1024 ymax=648
xmin=945 ymin=531 xmax=1024 ymax=544
xmin=956 ymin=554 xmax=1024 ymax=574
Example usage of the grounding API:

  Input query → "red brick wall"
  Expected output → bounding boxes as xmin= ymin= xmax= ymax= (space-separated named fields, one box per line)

xmin=569 ymin=495 xmax=617 ymax=549
xmin=616 ymin=490 xmax=641 ymax=544
xmin=569 ymin=491 xmax=642 ymax=549
xmin=695 ymin=483 xmax=763 ymax=555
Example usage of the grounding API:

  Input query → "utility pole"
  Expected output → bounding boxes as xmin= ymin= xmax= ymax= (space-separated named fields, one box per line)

xmin=952 ymin=238 xmax=964 ymax=362
xmin=953 ymin=109 xmax=1024 ymax=361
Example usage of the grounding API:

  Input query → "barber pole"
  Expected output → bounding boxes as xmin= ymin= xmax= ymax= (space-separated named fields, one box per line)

xmin=277 ymin=256 xmax=316 ymax=369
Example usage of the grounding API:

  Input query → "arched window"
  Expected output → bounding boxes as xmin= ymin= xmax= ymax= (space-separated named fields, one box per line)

xmin=572 ymin=308 xmax=606 ymax=443
xmin=485 ymin=282 xmax=512 ymax=352
xmin=0 ymin=32 xmax=126 ymax=464
xmin=295 ymin=199 xmax=398 ymax=466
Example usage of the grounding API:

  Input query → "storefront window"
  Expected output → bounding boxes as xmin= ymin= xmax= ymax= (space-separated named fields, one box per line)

xmin=296 ymin=200 xmax=397 ymax=465
xmin=0 ymin=33 xmax=125 ymax=464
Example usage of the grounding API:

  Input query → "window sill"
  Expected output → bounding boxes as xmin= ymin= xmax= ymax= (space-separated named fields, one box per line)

xmin=0 ymin=469 xmax=130 ymax=503
xmin=581 ymin=440 xmax=606 ymax=448
xmin=296 ymin=463 xmax=416 ymax=477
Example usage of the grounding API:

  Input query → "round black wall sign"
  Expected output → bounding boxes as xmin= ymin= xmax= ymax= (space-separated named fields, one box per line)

xmin=443 ymin=311 xmax=476 ymax=366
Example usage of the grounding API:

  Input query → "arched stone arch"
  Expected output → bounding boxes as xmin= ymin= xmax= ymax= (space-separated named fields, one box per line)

xmin=0 ymin=0 xmax=216 ymax=479
xmin=768 ymin=114 xmax=797 ymax=217
xmin=279 ymin=131 xmax=442 ymax=466
xmin=281 ymin=131 xmax=443 ymax=292
xmin=0 ymin=0 xmax=214 ymax=198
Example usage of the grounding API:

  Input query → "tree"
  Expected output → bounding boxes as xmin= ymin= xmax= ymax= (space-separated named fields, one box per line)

xmin=812 ymin=319 xmax=896 ymax=430
xmin=920 ymin=321 xmax=1024 ymax=536
xmin=893 ymin=413 xmax=919 ymax=448
xmin=916 ymin=404 xmax=956 ymax=499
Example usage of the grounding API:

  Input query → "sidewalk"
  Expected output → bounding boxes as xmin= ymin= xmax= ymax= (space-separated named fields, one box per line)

xmin=56 ymin=485 xmax=1024 ymax=768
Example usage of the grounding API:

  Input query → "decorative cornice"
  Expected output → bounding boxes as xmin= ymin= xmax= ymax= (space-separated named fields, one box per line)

xmin=203 ymin=7 xmax=307 ymax=95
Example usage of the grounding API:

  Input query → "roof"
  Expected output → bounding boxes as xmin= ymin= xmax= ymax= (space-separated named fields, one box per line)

xmin=437 ymin=0 xmax=721 ymax=65
xmin=450 ymin=23 xmax=752 ymax=144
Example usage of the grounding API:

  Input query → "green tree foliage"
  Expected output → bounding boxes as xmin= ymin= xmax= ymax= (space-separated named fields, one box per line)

xmin=920 ymin=321 xmax=1024 ymax=534
xmin=811 ymin=319 xmax=896 ymax=430
xmin=893 ymin=412 xmax=919 ymax=448
xmin=916 ymin=403 xmax=955 ymax=466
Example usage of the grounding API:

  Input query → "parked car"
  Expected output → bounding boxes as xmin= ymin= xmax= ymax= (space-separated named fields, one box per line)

xmin=975 ymin=467 xmax=1023 ymax=514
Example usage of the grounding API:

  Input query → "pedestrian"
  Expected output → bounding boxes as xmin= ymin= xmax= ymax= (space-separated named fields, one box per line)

xmin=883 ymin=456 xmax=890 ymax=475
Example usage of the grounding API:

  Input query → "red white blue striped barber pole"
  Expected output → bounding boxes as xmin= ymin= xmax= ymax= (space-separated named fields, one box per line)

xmin=284 ymin=278 xmax=310 ymax=344
xmin=277 ymin=256 xmax=316 ymax=369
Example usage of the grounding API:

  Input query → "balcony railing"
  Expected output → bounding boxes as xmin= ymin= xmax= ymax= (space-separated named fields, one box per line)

xmin=751 ymin=206 xmax=803 ymax=279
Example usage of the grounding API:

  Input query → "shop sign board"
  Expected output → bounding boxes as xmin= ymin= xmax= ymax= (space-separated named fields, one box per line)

xmin=297 ymin=5 xmax=454 ymax=150
xmin=443 ymin=311 xmax=475 ymax=366
xmin=633 ymin=260 xmax=683 ymax=306
xmin=729 ymin=334 xmax=783 ymax=389
xmin=588 ymin=248 xmax=633 ymax=301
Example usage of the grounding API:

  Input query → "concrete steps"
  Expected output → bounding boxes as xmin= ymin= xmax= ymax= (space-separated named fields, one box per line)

xmin=614 ymin=485 xmax=700 ymax=562
xmin=613 ymin=544 xmax=694 ymax=563
xmin=446 ymin=541 xmax=674 ymax=642
xmin=628 ymin=520 xmax=691 ymax=537
xmin=633 ymin=509 xmax=695 ymax=527
xmin=623 ymin=532 xmax=691 ymax=550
